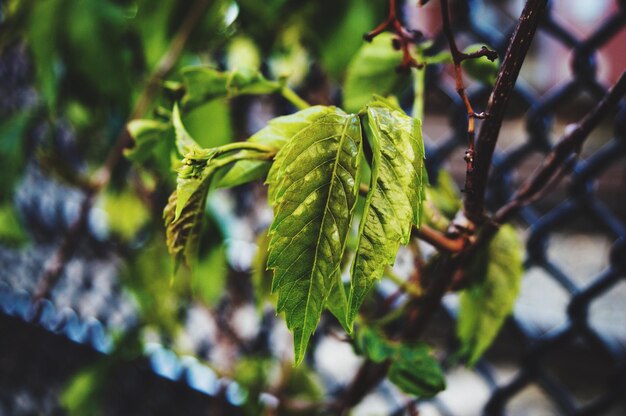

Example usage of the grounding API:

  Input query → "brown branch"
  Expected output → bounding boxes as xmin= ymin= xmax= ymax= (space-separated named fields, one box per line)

xmin=406 ymin=70 xmax=626 ymax=336
xmin=364 ymin=0 xmax=424 ymax=72
xmin=439 ymin=0 xmax=498 ymax=174
xmin=463 ymin=0 xmax=549 ymax=224
xmin=482 ymin=70 xmax=626 ymax=242
xmin=33 ymin=0 xmax=212 ymax=302
xmin=413 ymin=224 xmax=466 ymax=253
xmin=329 ymin=360 xmax=391 ymax=415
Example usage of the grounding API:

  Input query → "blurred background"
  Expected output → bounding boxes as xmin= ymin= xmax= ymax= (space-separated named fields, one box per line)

xmin=0 ymin=0 xmax=625 ymax=415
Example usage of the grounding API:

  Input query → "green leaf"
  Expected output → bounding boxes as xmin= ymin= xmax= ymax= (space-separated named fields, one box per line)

xmin=172 ymin=103 xmax=202 ymax=156
xmin=61 ymin=365 xmax=106 ymax=416
xmin=354 ymin=327 xmax=446 ymax=397
xmin=355 ymin=327 xmax=396 ymax=363
xmin=266 ymin=106 xmax=362 ymax=365
xmin=457 ymin=224 xmax=523 ymax=365
xmin=163 ymin=186 xmax=209 ymax=270
xmin=343 ymin=33 xmax=411 ymax=113
xmin=315 ymin=0 xmax=378 ymax=78
xmin=268 ymin=26 xmax=310 ymax=88
xmin=216 ymin=109 xmax=314 ymax=188
xmin=124 ymin=119 xmax=171 ymax=163
xmin=347 ymin=98 xmax=426 ymax=329
xmin=389 ymin=344 xmax=446 ymax=398
xmin=181 ymin=66 xmax=281 ymax=109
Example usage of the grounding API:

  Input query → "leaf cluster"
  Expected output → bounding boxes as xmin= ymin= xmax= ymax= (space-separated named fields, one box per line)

xmin=154 ymin=91 xmax=426 ymax=364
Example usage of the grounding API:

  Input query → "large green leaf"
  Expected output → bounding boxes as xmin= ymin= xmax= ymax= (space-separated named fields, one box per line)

xmin=343 ymin=33 xmax=411 ymax=113
xmin=457 ymin=224 xmax=523 ymax=365
xmin=347 ymin=98 xmax=426 ymax=329
xmin=266 ymin=106 xmax=362 ymax=364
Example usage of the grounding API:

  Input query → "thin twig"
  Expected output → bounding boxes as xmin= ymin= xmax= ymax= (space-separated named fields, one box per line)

xmin=413 ymin=224 xmax=465 ymax=253
xmin=409 ymin=69 xmax=626 ymax=335
xmin=364 ymin=0 xmax=424 ymax=72
xmin=360 ymin=182 xmax=466 ymax=253
xmin=463 ymin=0 xmax=549 ymax=224
xmin=34 ymin=0 xmax=212 ymax=302
xmin=439 ymin=0 xmax=498 ymax=173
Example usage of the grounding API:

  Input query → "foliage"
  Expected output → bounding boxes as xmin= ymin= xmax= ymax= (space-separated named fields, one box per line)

xmin=356 ymin=327 xmax=445 ymax=397
xmin=0 ymin=0 xmax=533 ymax=412
xmin=457 ymin=224 xmax=523 ymax=365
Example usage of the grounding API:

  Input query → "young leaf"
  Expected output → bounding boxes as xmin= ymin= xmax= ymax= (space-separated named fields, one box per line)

xmin=347 ymin=98 xmax=426 ymax=329
xmin=343 ymin=33 xmax=411 ymax=113
xmin=267 ymin=107 xmax=362 ymax=365
xmin=457 ymin=224 xmax=523 ymax=365
xmin=172 ymin=103 xmax=202 ymax=156
xmin=181 ymin=66 xmax=281 ymax=109
xmin=163 ymin=187 xmax=209 ymax=270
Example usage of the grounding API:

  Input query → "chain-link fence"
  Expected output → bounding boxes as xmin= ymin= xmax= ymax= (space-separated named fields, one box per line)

xmin=416 ymin=1 xmax=626 ymax=414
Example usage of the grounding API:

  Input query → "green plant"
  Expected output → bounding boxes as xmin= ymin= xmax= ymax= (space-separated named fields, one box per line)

xmin=4 ymin=0 xmax=625 ymax=413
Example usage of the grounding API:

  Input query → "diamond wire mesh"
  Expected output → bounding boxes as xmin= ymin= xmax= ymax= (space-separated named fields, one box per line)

xmin=420 ymin=1 xmax=626 ymax=414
